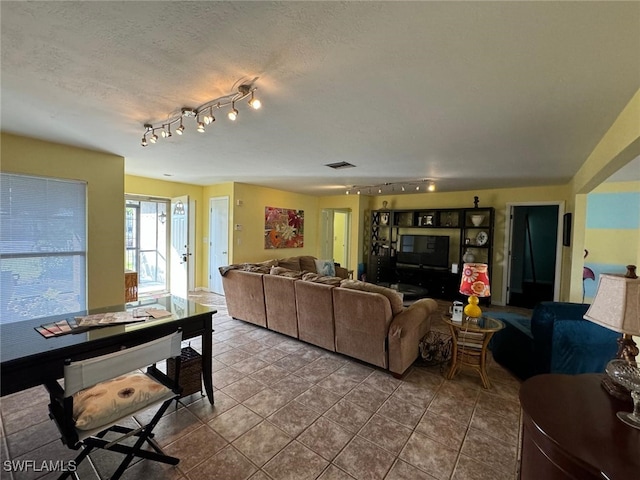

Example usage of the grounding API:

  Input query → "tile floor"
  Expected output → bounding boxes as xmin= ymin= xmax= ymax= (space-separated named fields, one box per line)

xmin=0 ymin=293 xmax=525 ymax=480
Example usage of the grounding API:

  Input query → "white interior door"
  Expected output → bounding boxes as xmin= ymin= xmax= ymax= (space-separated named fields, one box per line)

xmin=209 ymin=196 xmax=229 ymax=294
xmin=170 ymin=195 xmax=190 ymax=298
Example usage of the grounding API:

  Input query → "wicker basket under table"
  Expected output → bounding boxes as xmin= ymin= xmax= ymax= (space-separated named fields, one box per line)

xmin=167 ymin=346 xmax=202 ymax=397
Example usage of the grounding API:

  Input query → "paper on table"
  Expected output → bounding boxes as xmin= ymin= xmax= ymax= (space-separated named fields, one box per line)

xmin=75 ymin=311 xmax=145 ymax=327
xmin=35 ymin=318 xmax=77 ymax=338
xmin=145 ymin=308 xmax=172 ymax=319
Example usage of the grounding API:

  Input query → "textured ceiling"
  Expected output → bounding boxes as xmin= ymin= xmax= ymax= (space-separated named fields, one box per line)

xmin=1 ymin=1 xmax=639 ymax=195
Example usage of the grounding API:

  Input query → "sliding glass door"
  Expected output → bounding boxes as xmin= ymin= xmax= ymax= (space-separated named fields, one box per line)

xmin=125 ymin=197 xmax=169 ymax=296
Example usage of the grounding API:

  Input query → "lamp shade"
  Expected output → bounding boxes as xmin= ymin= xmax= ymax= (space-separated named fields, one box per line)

xmin=459 ymin=263 xmax=491 ymax=298
xmin=584 ymin=273 xmax=640 ymax=336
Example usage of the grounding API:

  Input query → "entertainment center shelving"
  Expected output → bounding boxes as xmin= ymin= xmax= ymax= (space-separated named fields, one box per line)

xmin=368 ymin=206 xmax=495 ymax=300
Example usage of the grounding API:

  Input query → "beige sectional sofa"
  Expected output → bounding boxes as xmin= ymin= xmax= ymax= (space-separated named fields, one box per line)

xmin=219 ymin=256 xmax=437 ymax=376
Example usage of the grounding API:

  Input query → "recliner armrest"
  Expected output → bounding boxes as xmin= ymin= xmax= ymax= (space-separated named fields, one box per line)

xmin=530 ymin=301 xmax=590 ymax=375
xmin=387 ymin=298 xmax=437 ymax=376
xmin=389 ymin=298 xmax=437 ymax=338
xmin=551 ymin=318 xmax=619 ymax=374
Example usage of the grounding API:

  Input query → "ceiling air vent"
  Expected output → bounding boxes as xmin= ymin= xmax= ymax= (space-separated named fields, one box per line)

xmin=325 ymin=162 xmax=356 ymax=170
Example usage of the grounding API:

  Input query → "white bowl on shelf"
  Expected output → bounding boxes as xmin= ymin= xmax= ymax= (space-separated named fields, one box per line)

xmin=471 ymin=215 xmax=484 ymax=227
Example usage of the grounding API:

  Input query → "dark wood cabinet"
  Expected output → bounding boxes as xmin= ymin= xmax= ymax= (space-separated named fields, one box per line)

xmin=367 ymin=206 xmax=494 ymax=299
xmin=519 ymin=374 xmax=639 ymax=480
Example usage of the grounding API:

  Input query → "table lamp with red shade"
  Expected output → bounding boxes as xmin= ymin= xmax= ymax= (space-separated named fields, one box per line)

xmin=459 ymin=263 xmax=491 ymax=319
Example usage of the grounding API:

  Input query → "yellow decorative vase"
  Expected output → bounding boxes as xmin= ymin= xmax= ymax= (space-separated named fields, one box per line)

xmin=464 ymin=295 xmax=482 ymax=319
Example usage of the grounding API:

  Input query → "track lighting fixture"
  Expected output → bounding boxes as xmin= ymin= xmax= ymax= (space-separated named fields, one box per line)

xmin=203 ymin=107 xmax=215 ymax=125
xmin=345 ymin=179 xmax=437 ymax=195
xmin=228 ymin=102 xmax=239 ymax=121
xmin=140 ymin=80 xmax=261 ymax=146
xmin=248 ymin=91 xmax=261 ymax=109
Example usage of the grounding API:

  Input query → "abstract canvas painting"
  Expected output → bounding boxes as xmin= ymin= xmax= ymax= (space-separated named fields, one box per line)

xmin=265 ymin=206 xmax=304 ymax=249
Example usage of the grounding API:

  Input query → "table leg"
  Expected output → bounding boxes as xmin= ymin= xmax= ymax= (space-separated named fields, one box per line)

xmin=201 ymin=317 xmax=214 ymax=404
xmin=479 ymin=356 xmax=491 ymax=389
xmin=446 ymin=325 xmax=459 ymax=379
xmin=478 ymin=332 xmax=495 ymax=389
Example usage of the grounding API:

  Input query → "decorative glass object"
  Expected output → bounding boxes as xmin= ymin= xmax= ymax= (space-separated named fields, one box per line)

xmin=471 ymin=214 xmax=485 ymax=226
xmin=605 ymin=359 xmax=640 ymax=429
xmin=462 ymin=249 xmax=475 ymax=263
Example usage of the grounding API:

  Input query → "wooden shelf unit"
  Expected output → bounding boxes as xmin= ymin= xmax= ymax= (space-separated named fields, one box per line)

xmin=367 ymin=207 xmax=495 ymax=300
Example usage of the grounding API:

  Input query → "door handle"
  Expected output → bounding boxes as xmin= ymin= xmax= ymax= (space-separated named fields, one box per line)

xmin=222 ymin=251 xmax=228 ymax=255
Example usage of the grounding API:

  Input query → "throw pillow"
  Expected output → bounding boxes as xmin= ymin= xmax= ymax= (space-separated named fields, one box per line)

xmin=314 ymin=259 xmax=336 ymax=277
xmin=73 ymin=372 xmax=172 ymax=431
xmin=339 ymin=279 xmax=404 ymax=316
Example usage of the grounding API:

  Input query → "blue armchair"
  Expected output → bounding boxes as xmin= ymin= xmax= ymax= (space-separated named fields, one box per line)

xmin=488 ymin=301 xmax=619 ymax=380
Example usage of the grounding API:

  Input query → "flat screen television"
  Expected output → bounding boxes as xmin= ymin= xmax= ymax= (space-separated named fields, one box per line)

xmin=397 ymin=235 xmax=449 ymax=269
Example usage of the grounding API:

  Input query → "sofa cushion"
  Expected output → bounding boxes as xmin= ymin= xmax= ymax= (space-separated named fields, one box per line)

xmin=299 ymin=256 xmax=318 ymax=273
xmin=278 ymin=257 xmax=302 ymax=271
xmin=270 ymin=266 xmax=304 ymax=278
xmin=339 ymin=279 xmax=404 ymax=316
xmin=301 ymin=272 xmax=342 ymax=286
xmin=315 ymin=259 xmax=336 ymax=277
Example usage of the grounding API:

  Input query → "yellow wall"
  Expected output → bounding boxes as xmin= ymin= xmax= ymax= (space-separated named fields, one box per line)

xmin=124 ymin=175 xmax=206 ymax=286
xmin=1 ymin=133 xmax=125 ymax=308
xmin=582 ymin=180 xmax=640 ymax=303
xmin=569 ymin=88 xmax=640 ymax=301
xmin=229 ymin=183 xmax=320 ymax=264
xmin=588 ymin=180 xmax=640 ymax=268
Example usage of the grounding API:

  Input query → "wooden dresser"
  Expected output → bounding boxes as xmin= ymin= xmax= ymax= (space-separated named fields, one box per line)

xmin=519 ymin=373 xmax=639 ymax=479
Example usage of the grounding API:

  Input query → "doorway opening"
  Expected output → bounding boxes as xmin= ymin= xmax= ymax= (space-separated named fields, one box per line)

xmin=504 ymin=203 xmax=563 ymax=308
xmin=320 ymin=209 xmax=351 ymax=270
xmin=125 ymin=196 xmax=169 ymax=296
